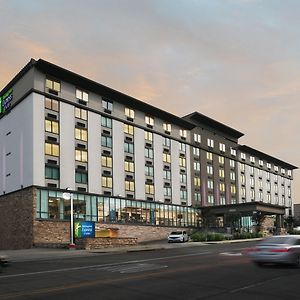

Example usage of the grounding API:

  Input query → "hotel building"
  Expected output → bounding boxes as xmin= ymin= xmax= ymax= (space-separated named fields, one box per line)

xmin=0 ymin=59 xmax=297 ymax=249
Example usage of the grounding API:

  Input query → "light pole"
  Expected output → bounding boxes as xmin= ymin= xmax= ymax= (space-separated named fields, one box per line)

xmin=63 ymin=188 xmax=75 ymax=249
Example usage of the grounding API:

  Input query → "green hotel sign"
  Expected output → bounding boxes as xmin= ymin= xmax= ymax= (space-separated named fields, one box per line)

xmin=0 ymin=88 xmax=13 ymax=114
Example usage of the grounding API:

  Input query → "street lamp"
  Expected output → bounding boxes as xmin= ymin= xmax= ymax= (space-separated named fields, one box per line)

xmin=63 ymin=188 xmax=75 ymax=249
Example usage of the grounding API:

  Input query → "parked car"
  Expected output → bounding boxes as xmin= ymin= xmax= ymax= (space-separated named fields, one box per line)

xmin=168 ymin=231 xmax=188 ymax=243
xmin=246 ymin=235 xmax=300 ymax=267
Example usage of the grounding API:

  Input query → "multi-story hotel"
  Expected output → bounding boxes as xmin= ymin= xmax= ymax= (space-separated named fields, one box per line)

xmin=0 ymin=59 xmax=297 ymax=249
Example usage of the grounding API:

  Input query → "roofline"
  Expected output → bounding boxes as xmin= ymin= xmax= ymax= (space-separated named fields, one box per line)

xmin=238 ymin=145 xmax=298 ymax=170
xmin=182 ymin=111 xmax=244 ymax=139
xmin=33 ymin=59 xmax=195 ymax=129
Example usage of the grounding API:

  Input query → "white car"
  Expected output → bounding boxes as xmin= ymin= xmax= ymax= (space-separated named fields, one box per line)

xmin=168 ymin=231 xmax=188 ymax=243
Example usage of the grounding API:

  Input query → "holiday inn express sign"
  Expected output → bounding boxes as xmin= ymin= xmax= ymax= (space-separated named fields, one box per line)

xmin=0 ymin=88 xmax=13 ymax=114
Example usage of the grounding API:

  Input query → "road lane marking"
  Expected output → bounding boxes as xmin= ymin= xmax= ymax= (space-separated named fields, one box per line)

xmin=95 ymin=263 xmax=168 ymax=274
xmin=219 ymin=252 xmax=243 ymax=256
xmin=0 ymin=251 xmax=210 ymax=279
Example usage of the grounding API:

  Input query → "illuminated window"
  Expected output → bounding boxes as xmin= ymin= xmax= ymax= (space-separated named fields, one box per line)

xmin=195 ymin=192 xmax=201 ymax=201
xmin=45 ymin=120 xmax=59 ymax=134
xmin=207 ymin=165 xmax=213 ymax=175
xmin=220 ymin=196 xmax=226 ymax=205
xmin=46 ymin=78 xmax=60 ymax=92
xmin=274 ymin=165 xmax=279 ymax=172
xmin=145 ymin=184 xmax=154 ymax=194
xmin=193 ymin=147 xmax=200 ymax=156
xmin=75 ymin=128 xmax=88 ymax=141
xmin=250 ymin=156 xmax=255 ymax=163
xmin=145 ymin=115 xmax=154 ymax=126
xmin=163 ymin=123 xmax=171 ymax=132
xmin=207 ymin=180 xmax=214 ymax=189
xmin=241 ymin=152 xmax=246 ymax=160
xmin=163 ymin=153 xmax=171 ymax=163
xmin=230 ymin=159 xmax=235 ymax=168
xmin=179 ymin=143 xmax=186 ymax=152
xmin=125 ymin=161 xmax=134 ymax=172
xmin=219 ymin=169 xmax=225 ymax=178
xmin=230 ymin=148 xmax=236 ymax=156
xmin=230 ymin=171 xmax=236 ymax=181
xmin=259 ymin=159 xmax=264 ymax=167
xmin=125 ymin=107 xmax=135 ymax=119
xmin=194 ymin=162 xmax=200 ymax=171
xmin=75 ymin=107 xmax=87 ymax=120
xmin=267 ymin=162 xmax=271 ymax=169
xmin=125 ymin=180 xmax=135 ymax=191
xmin=206 ymin=152 xmax=213 ymax=161
xmin=220 ymin=183 xmax=225 ymax=192
xmin=45 ymin=143 xmax=59 ymax=157
xmin=208 ymin=194 xmax=214 ymax=204
xmin=219 ymin=156 xmax=224 ymax=165
xmin=180 ymin=129 xmax=187 ymax=138
xmin=75 ymin=149 xmax=88 ymax=162
xmin=124 ymin=124 xmax=134 ymax=135
xmin=179 ymin=157 xmax=186 ymax=167
xmin=45 ymin=97 xmax=59 ymax=111
xmin=145 ymin=131 xmax=153 ymax=141
xmin=102 ymin=176 xmax=112 ymax=188
xmin=207 ymin=138 xmax=214 ymax=148
xmin=288 ymin=170 xmax=292 ymax=177
xmin=231 ymin=185 xmax=236 ymax=194
xmin=194 ymin=133 xmax=201 ymax=143
xmin=240 ymin=163 xmax=245 ymax=172
xmin=76 ymin=88 xmax=88 ymax=102
xmin=101 ymin=155 xmax=112 ymax=168
xmin=194 ymin=177 xmax=201 ymax=186
xmin=241 ymin=187 xmax=246 ymax=197
xmin=219 ymin=143 xmax=225 ymax=152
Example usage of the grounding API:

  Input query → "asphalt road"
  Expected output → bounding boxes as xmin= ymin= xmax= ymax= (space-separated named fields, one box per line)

xmin=1 ymin=241 xmax=300 ymax=300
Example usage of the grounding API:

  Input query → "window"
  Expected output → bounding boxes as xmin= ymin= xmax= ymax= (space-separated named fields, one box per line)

xmin=281 ymin=168 xmax=286 ymax=175
xmin=251 ymin=189 xmax=255 ymax=200
xmin=145 ymin=166 xmax=154 ymax=177
xmin=259 ymin=191 xmax=263 ymax=201
xmin=145 ymin=115 xmax=154 ymax=126
xmin=45 ymin=166 xmax=59 ymax=180
xmin=46 ymin=78 xmax=60 ymax=92
xmin=274 ymin=165 xmax=279 ymax=172
xmin=145 ymin=147 xmax=154 ymax=159
xmin=220 ymin=196 xmax=226 ymax=205
xmin=267 ymin=162 xmax=271 ymax=169
xmin=241 ymin=174 xmax=245 ymax=185
xmin=179 ymin=143 xmax=186 ymax=152
xmin=75 ymin=149 xmax=88 ymax=162
xmin=163 ymin=123 xmax=171 ymax=132
xmin=258 ymin=169 xmax=263 ymax=178
xmin=207 ymin=138 xmax=214 ymax=148
xmin=145 ymin=184 xmax=154 ymax=194
xmin=45 ymin=143 xmax=59 ymax=157
xmin=164 ymin=187 xmax=172 ymax=197
xmin=45 ymin=97 xmax=59 ymax=111
xmin=102 ymin=176 xmax=113 ymax=188
xmin=194 ymin=162 xmax=200 ymax=171
xmin=76 ymin=89 xmax=88 ymax=102
xmin=230 ymin=148 xmax=236 ymax=156
xmin=207 ymin=180 xmax=214 ymax=189
xmin=193 ymin=147 xmax=200 ymax=156
xmin=179 ymin=157 xmax=186 ymax=167
xmin=219 ymin=143 xmax=225 ymax=152
xmin=102 ymin=99 xmax=113 ymax=111
xmin=208 ymin=194 xmax=214 ymax=204
xmin=124 ymin=124 xmax=134 ymax=135
xmin=250 ymin=156 xmax=255 ymax=163
xmin=180 ymin=129 xmax=187 ymax=138
xmin=231 ymin=185 xmax=236 ymax=194
xmin=163 ymin=169 xmax=171 ymax=180
xmin=124 ymin=142 xmax=134 ymax=154
xmin=194 ymin=133 xmax=201 ymax=143
xmin=101 ymin=117 xmax=112 ymax=128
xmin=163 ymin=153 xmax=171 ymax=163
xmin=241 ymin=152 xmax=246 ymax=160
xmin=267 ymin=194 xmax=271 ymax=203
xmin=194 ymin=177 xmax=201 ymax=187
xmin=259 ymin=159 xmax=264 ymax=167
xmin=250 ymin=177 xmax=254 ymax=186
xmin=219 ymin=169 xmax=225 ymax=178
xmin=230 ymin=159 xmax=235 ymax=168
xmin=163 ymin=137 xmax=171 ymax=147
xmin=75 ymin=107 xmax=87 ymax=120
xmin=220 ymin=183 xmax=225 ymax=192
xmin=125 ymin=107 xmax=135 ymax=119
xmin=101 ymin=135 xmax=112 ymax=148
xmin=288 ymin=170 xmax=292 ymax=177
xmin=180 ymin=190 xmax=187 ymax=200
xmin=240 ymin=163 xmax=245 ymax=172
xmin=230 ymin=171 xmax=236 ymax=181
xmin=125 ymin=180 xmax=135 ymax=191
xmin=101 ymin=155 xmax=112 ymax=168
xmin=125 ymin=161 xmax=134 ymax=172
xmin=241 ymin=187 xmax=246 ymax=198
xmin=207 ymin=165 xmax=213 ymax=175
xmin=195 ymin=192 xmax=201 ymax=202
xmin=219 ymin=156 xmax=224 ymax=165
xmin=266 ymin=182 xmax=271 ymax=191
xmin=145 ymin=131 xmax=153 ymax=141
xmin=206 ymin=152 xmax=213 ymax=161
xmin=250 ymin=166 xmax=254 ymax=175
xmin=45 ymin=120 xmax=59 ymax=134
xmin=259 ymin=179 xmax=263 ymax=189
xmin=266 ymin=172 xmax=270 ymax=180
xmin=75 ymin=128 xmax=88 ymax=141
xmin=180 ymin=174 xmax=187 ymax=184
xmin=75 ymin=171 xmax=88 ymax=184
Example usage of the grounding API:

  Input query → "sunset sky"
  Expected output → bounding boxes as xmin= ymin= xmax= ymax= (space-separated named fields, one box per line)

xmin=1 ymin=0 xmax=299 ymax=202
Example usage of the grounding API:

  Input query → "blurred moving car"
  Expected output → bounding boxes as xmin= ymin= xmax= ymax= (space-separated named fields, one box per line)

xmin=168 ymin=231 xmax=188 ymax=243
xmin=246 ymin=235 xmax=300 ymax=267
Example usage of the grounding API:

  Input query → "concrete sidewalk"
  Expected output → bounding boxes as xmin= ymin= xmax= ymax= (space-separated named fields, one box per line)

xmin=0 ymin=238 xmax=261 ymax=263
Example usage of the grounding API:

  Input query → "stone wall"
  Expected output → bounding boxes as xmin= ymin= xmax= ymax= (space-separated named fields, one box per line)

xmin=0 ymin=187 xmax=34 ymax=250
xmin=75 ymin=237 xmax=138 ymax=250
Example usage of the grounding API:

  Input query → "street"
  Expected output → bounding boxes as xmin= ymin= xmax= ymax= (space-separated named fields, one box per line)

xmin=1 ymin=241 xmax=300 ymax=299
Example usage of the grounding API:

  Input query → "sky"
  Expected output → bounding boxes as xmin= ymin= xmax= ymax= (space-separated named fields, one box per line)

xmin=0 ymin=0 xmax=299 ymax=202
